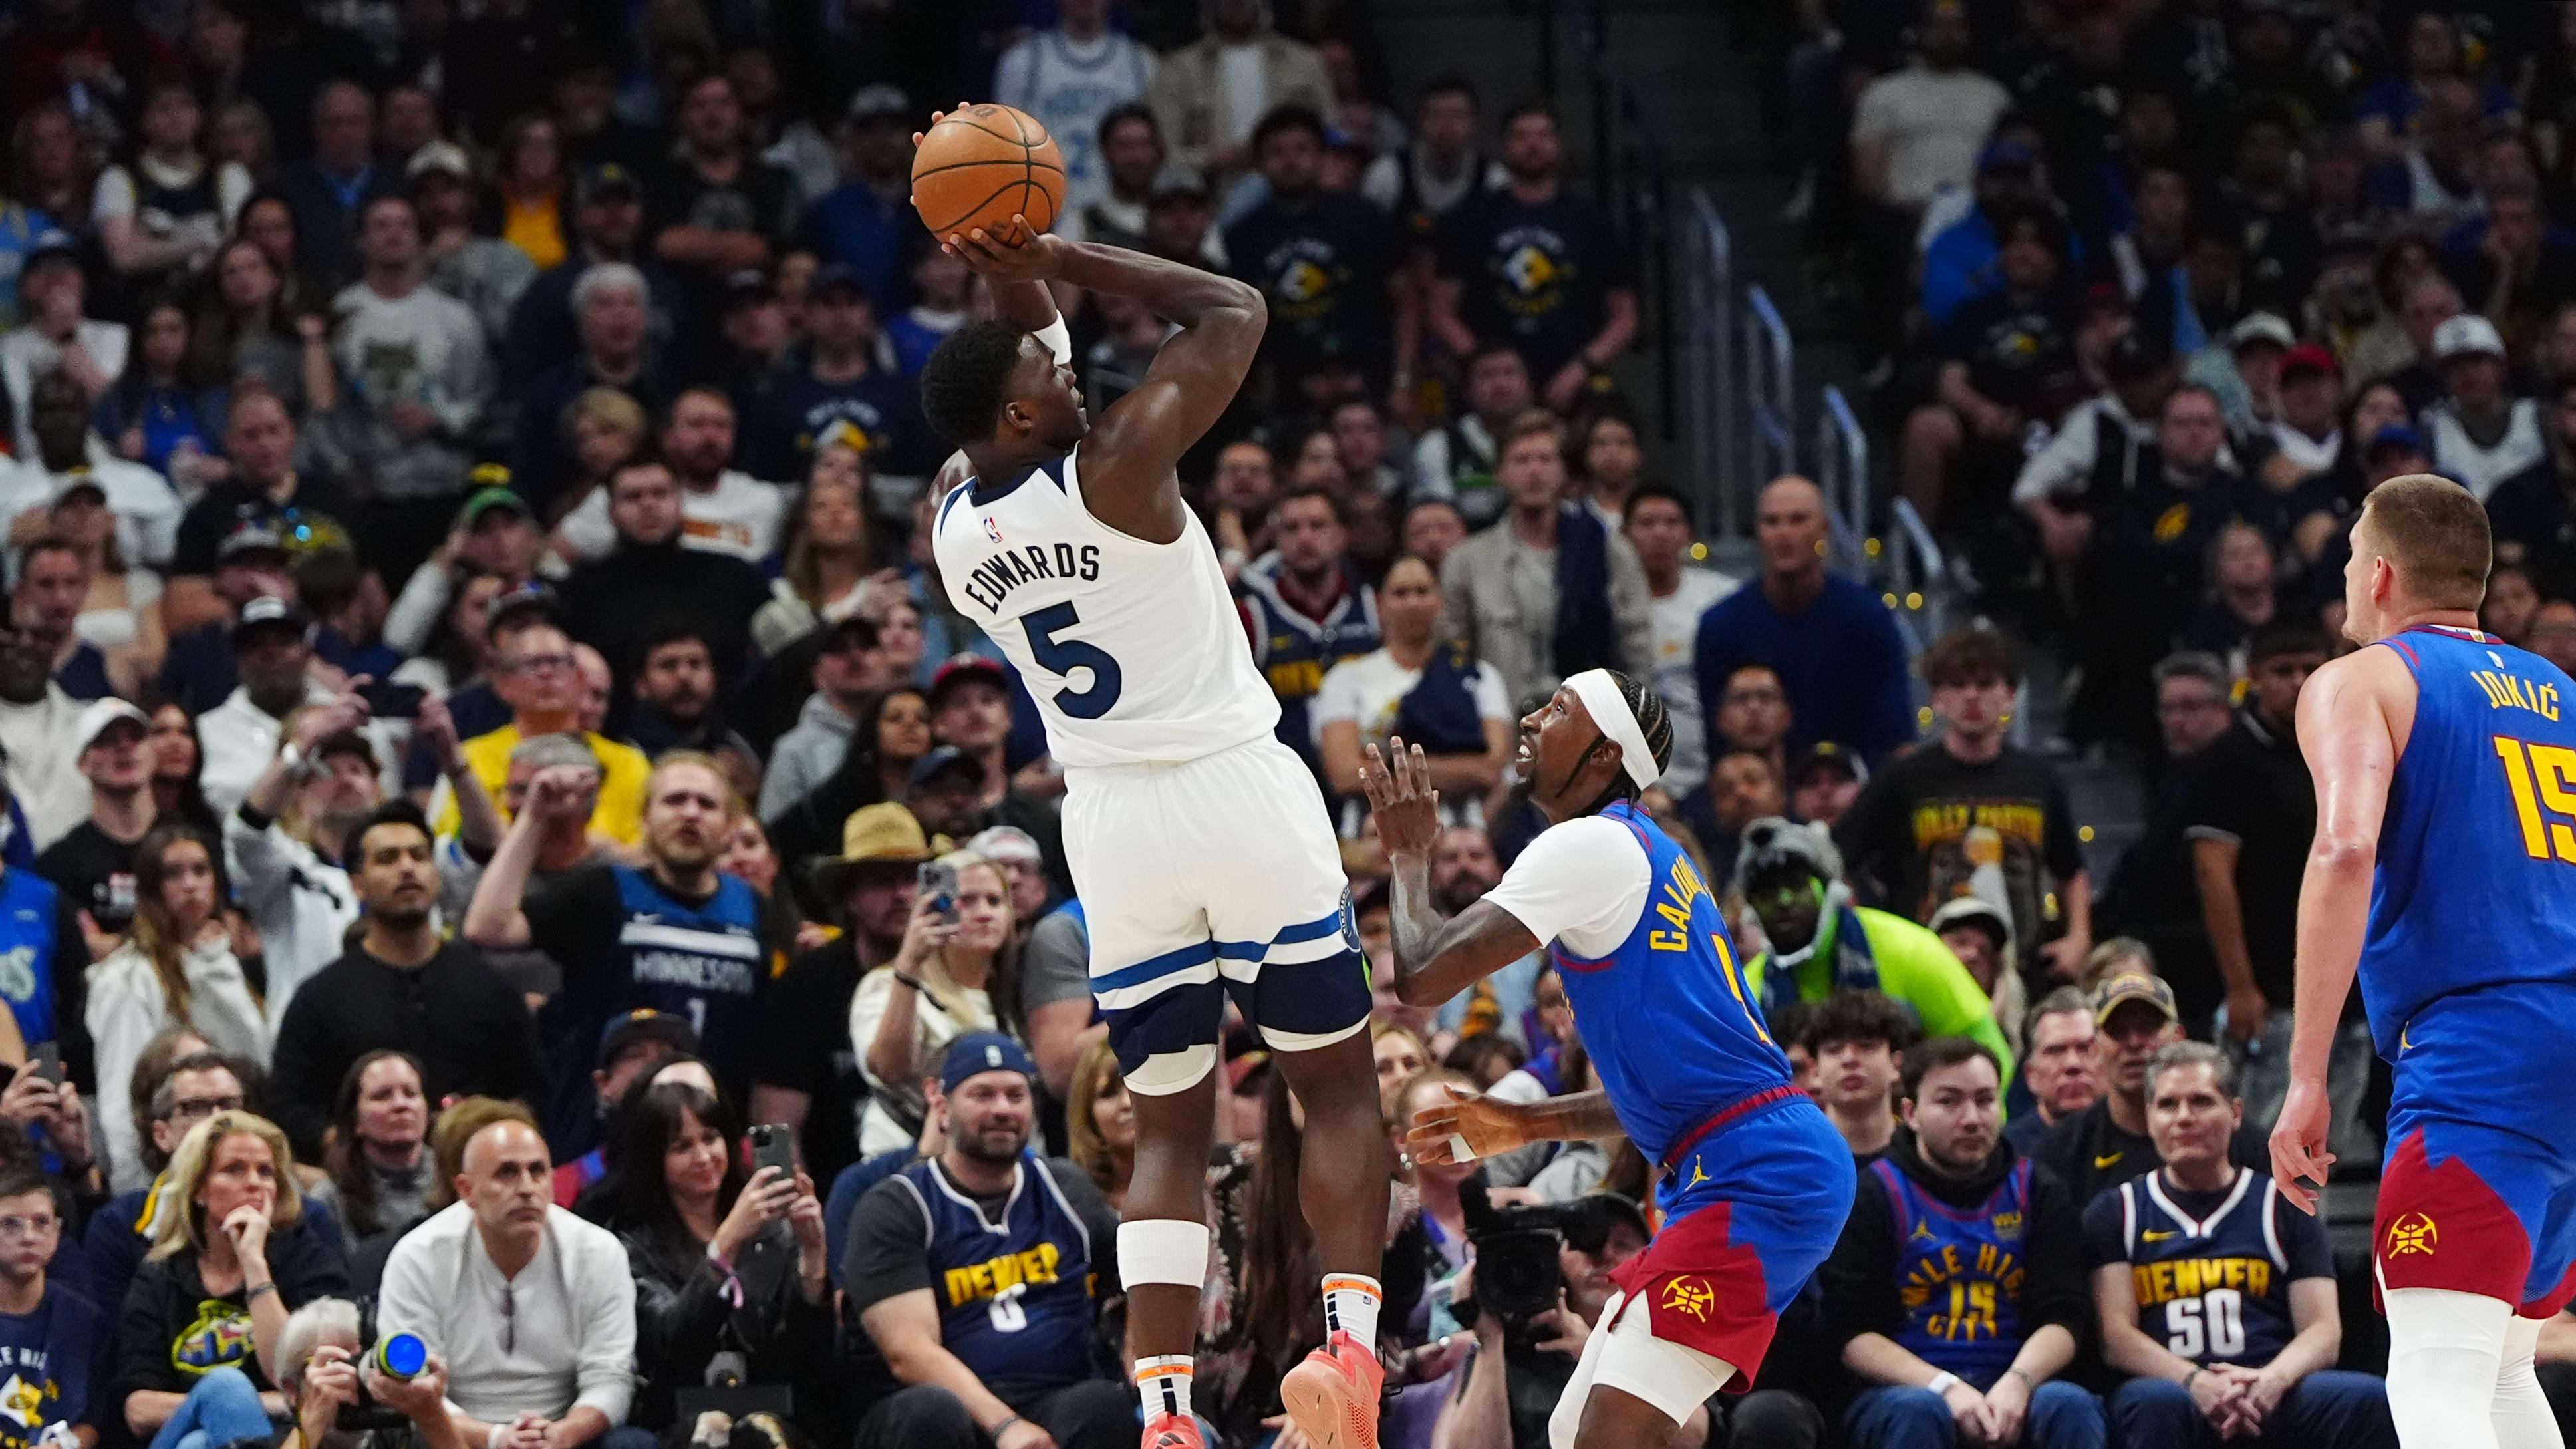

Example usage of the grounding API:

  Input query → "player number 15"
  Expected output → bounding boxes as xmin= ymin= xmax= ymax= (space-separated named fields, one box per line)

xmin=2492 ymin=735 xmax=2576 ymax=862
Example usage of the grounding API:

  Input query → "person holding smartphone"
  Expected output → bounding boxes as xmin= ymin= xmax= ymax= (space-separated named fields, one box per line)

xmin=845 ymin=849 xmax=1027 ymax=1159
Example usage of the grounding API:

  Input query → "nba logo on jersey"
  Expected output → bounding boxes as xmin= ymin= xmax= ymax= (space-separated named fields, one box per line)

xmin=984 ymin=515 xmax=1004 ymax=544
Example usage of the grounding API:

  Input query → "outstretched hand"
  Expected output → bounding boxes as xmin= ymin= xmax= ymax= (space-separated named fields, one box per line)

xmin=1404 ymin=1084 xmax=1534 ymax=1166
xmin=1358 ymin=738 xmax=1441 ymax=859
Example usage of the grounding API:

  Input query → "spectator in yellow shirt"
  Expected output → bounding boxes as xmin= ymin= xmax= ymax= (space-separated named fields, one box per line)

xmin=432 ymin=618 xmax=650 ymax=843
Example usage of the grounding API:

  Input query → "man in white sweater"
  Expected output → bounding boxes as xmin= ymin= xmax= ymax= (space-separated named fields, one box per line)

xmin=379 ymin=1102 xmax=641 ymax=1449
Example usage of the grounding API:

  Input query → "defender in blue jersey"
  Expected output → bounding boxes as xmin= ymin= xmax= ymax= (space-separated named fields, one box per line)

xmin=2273 ymin=476 xmax=2576 ymax=1449
xmin=1361 ymin=669 xmax=1854 ymax=1449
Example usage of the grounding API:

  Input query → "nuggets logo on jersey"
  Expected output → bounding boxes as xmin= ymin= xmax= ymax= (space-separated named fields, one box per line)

xmin=2385 ymin=1212 xmax=2438 ymax=1258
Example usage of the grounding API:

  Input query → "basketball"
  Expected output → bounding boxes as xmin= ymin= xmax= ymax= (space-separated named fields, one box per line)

xmin=911 ymin=104 xmax=1066 ymax=240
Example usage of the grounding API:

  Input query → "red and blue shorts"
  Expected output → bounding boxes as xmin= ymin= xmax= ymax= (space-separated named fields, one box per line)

xmin=2376 ymin=988 xmax=2576 ymax=1317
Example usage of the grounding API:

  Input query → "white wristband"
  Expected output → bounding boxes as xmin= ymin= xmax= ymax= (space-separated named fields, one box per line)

xmin=1034 ymin=316 xmax=1073 ymax=366
xmin=1926 ymin=1372 xmax=1961 ymax=1396
xmin=488 ymin=1426 xmax=510 ymax=1449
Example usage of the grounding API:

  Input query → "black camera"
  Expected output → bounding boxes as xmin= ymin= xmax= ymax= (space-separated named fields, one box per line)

xmin=334 ymin=1297 xmax=426 ymax=1433
xmin=1457 ymin=1176 xmax=1566 ymax=1334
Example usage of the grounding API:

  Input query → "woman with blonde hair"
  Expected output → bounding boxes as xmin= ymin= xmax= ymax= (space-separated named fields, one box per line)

xmin=750 ymin=434 xmax=898 ymax=656
xmin=90 ymin=825 xmax=266 ymax=1193
xmin=114 ymin=1110 xmax=349 ymax=1449
xmin=846 ymin=848 xmax=1026 ymax=1155
xmin=545 ymin=386 xmax=648 ymax=530
xmin=1065 ymin=1037 xmax=1135 ymax=1210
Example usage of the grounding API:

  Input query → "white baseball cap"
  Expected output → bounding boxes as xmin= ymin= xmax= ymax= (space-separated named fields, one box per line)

xmin=2433 ymin=313 xmax=2507 ymax=362
xmin=72 ymin=697 xmax=149 ymax=756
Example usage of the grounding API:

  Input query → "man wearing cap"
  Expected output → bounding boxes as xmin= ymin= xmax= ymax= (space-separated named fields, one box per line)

xmin=1365 ymin=669 xmax=1854 ymax=1449
xmin=1931 ymin=895 xmax=2023 ymax=1055
xmin=197 ymin=594 xmax=343 ymax=819
xmin=1733 ymin=817 xmax=2016 ymax=1075
xmin=501 ymin=163 xmax=694 ymax=395
xmin=410 ymin=140 xmax=538 ymax=345
xmin=926 ymin=655 xmax=1070 ymax=895
xmin=267 ymin=796 xmax=537 ymax=1161
xmin=509 ymin=262 xmax=682 ymax=512
xmin=712 ymin=267 xmax=793 ymax=393
xmin=2013 ymin=333 xmax=2182 ymax=591
xmin=649 ymin=73 xmax=801 ymax=305
xmin=845 ymin=1031 xmax=1128 ymax=1449
xmin=2187 ymin=311 xmax=2295 ymax=437
xmin=1788 ymin=742 xmax=1866 ymax=828
xmin=380 ymin=478 xmax=553 ymax=659
xmin=742 ymin=261 xmax=919 ymax=486
xmin=554 ymin=1009 xmax=698 ymax=1204
xmin=13 ymin=536 xmax=113 ymax=701
xmin=223 ymin=683 xmax=388 ymax=1027
xmin=37 ymin=697 xmax=158 ymax=952
xmin=2423 ymin=313 xmax=2543 ymax=501
xmin=802 ymin=86 xmax=917 ymax=316
xmin=2035 ymin=971 xmax=2266 ymax=1213
xmin=0 ymin=236 xmax=124 ymax=449
xmin=331 ymin=190 xmax=493 ymax=583
xmin=750 ymin=803 xmax=930 ymax=1186
xmin=1141 ymin=161 xmax=1225 ymax=270
xmin=560 ymin=387 xmax=786 ymax=565
xmin=1823 ymin=1037 xmax=2104 ymax=1449
xmin=2259 ymin=344 xmax=2347 ymax=489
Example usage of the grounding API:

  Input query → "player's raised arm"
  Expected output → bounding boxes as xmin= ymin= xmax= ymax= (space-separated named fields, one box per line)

xmin=1360 ymin=740 xmax=1540 ymax=1005
xmin=944 ymin=227 xmax=1262 ymax=542
xmin=2271 ymin=648 xmax=2408 ymax=1211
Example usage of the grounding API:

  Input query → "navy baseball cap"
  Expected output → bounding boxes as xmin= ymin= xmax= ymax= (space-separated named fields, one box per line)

xmin=597 ymin=1009 xmax=698 ymax=1070
xmin=909 ymin=745 xmax=986 ymax=790
xmin=940 ymin=1032 xmax=1036 ymax=1093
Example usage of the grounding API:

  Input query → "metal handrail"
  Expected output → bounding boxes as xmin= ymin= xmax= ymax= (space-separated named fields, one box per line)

xmin=1686 ymin=188 xmax=1735 ymax=537
xmin=1743 ymin=285 xmax=1794 ymax=485
xmin=1887 ymin=496 xmax=1949 ymax=642
xmin=1818 ymin=385 xmax=1869 ymax=541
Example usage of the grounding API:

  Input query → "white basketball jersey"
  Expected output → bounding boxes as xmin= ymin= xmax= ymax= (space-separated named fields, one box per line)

xmin=932 ymin=447 xmax=1277 ymax=768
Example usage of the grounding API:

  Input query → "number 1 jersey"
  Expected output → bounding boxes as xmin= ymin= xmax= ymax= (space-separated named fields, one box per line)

xmin=2361 ymin=623 xmax=2576 ymax=1056
xmin=932 ymin=445 xmax=1278 ymax=768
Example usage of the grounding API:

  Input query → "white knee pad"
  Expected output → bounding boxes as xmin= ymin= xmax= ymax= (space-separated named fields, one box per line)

xmin=2384 ymin=1286 xmax=2511 ymax=1449
xmin=1117 ymin=1219 xmax=1211 ymax=1289
xmin=1123 ymin=1045 xmax=1216 ymax=1096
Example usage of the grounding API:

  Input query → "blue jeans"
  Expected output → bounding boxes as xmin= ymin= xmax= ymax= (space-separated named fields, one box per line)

xmin=146 ymin=1367 xmax=273 ymax=1449
xmin=1846 ymin=1380 xmax=2108 ymax=1449
xmin=2108 ymin=1371 xmax=2398 ymax=1449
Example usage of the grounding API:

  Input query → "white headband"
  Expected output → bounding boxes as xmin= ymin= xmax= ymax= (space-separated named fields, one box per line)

xmin=1564 ymin=669 xmax=1661 ymax=791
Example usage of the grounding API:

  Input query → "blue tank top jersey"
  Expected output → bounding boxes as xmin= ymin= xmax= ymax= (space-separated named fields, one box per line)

xmin=1871 ymin=1156 xmax=2033 ymax=1390
xmin=1549 ymin=802 xmax=1796 ymax=1166
xmin=2361 ymin=624 xmax=2576 ymax=1056
xmin=2109 ymin=1170 xmax=2301 ymax=1369
xmin=0 ymin=870 xmax=65 ymax=1050
xmin=893 ymin=1153 xmax=1097 ymax=1396
xmin=1239 ymin=561 xmax=1381 ymax=769
xmin=604 ymin=864 xmax=766 ymax=1084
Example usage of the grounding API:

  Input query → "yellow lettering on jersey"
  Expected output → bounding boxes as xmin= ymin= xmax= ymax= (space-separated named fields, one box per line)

xmin=1264 ymin=659 xmax=1325 ymax=699
xmin=943 ymin=1243 xmax=1065 ymax=1307
xmin=2496 ymin=736 xmax=2556 ymax=860
xmin=2474 ymin=672 xmax=2563 ymax=722
xmin=2129 ymin=1256 xmax=2274 ymax=1307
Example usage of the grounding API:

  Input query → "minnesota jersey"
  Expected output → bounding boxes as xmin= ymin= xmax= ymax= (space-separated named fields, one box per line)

xmin=932 ymin=448 xmax=1277 ymax=768
xmin=2360 ymin=624 xmax=2576 ymax=1055
xmin=2090 ymin=1168 xmax=2325 ymax=1369
xmin=1872 ymin=1156 xmax=2033 ymax=1389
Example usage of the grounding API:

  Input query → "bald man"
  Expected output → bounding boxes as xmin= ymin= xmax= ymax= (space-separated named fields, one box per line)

xmin=1691 ymin=476 xmax=1914 ymax=762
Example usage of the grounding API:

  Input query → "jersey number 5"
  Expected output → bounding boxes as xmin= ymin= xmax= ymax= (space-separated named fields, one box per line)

xmin=1023 ymin=602 xmax=1125 ymax=719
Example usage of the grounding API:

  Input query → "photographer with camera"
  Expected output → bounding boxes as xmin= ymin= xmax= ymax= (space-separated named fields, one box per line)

xmin=1823 ymin=1037 xmax=2103 ymax=1449
xmin=1431 ymin=1188 xmax=1663 ymax=1449
xmin=276 ymin=1298 xmax=466 ymax=1449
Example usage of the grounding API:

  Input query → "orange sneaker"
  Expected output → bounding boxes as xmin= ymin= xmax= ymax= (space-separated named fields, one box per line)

xmin=1141 ymin=1410 xmax=1203 ymax=1449
xmin=1278 ymin=1330 xmax=1383 ymax=1449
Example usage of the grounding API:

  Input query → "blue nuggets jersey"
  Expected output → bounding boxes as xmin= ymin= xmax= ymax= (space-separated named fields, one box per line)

xmin=1542 ymin=802 xmax=1796 ymax=1166
xmin=0 ymin=869 xmax=65 ymax=1049
xmin=2102 ymin=1170 xmax=2311 ymax=1369
xmin=892 ymin=1154 xmax=1097 ymax=1397
xmin=2361 ymin=624 xmax=2576 ymax=1056
xmin=1873 ymin=1157 xmax=2032 ymax=1390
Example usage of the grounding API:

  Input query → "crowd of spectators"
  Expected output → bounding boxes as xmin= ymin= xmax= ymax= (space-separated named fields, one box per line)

xmin=0 ymin=3 xmax=2561 ymax=1449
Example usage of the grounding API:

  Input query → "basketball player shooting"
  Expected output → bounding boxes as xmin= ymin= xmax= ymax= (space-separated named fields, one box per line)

xmin=2271 ymin=475 xmax=2576 ymax=1449
xmin=915 ymin=205 xmax=1395 ymax=1449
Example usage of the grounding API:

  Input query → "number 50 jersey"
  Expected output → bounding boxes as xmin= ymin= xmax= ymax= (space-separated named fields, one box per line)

xmin=933 ymin=445 xmax=1278 ymax=768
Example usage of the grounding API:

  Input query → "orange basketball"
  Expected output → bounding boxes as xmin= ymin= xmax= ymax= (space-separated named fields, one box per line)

xmin=911 ymin=104 xmax=1066 ymax=240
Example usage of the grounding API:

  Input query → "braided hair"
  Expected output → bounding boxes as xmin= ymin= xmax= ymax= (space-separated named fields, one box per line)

xmin=1585 ymin=669 xmax=1675 ymax=814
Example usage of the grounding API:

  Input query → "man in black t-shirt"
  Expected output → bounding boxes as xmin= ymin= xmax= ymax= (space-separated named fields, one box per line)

xmin=166 ymin=391 xmax=355 ymax=638
xmin=1431 ymin=101 xmax=1636 ymax=407
xmin=36 ymin=699 xmax=157 ymax=953
xmin=2484 ymin=374 xmax=2576 ymax=599
xmin=1834 ymin=625 xmax=2092 ymax=976
xmin=648 ymin=73 xmax=803 ymax=313
xmin=747 ymin=803 xmax=929 ymax=1185
xmin=2038 ymin=973 xmax=2267 ymax=1214
xmin=1904 ymin=206 xmax=2086 ymax=527
xmin=1223 ymin=105 xmax=1408 ymax=395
